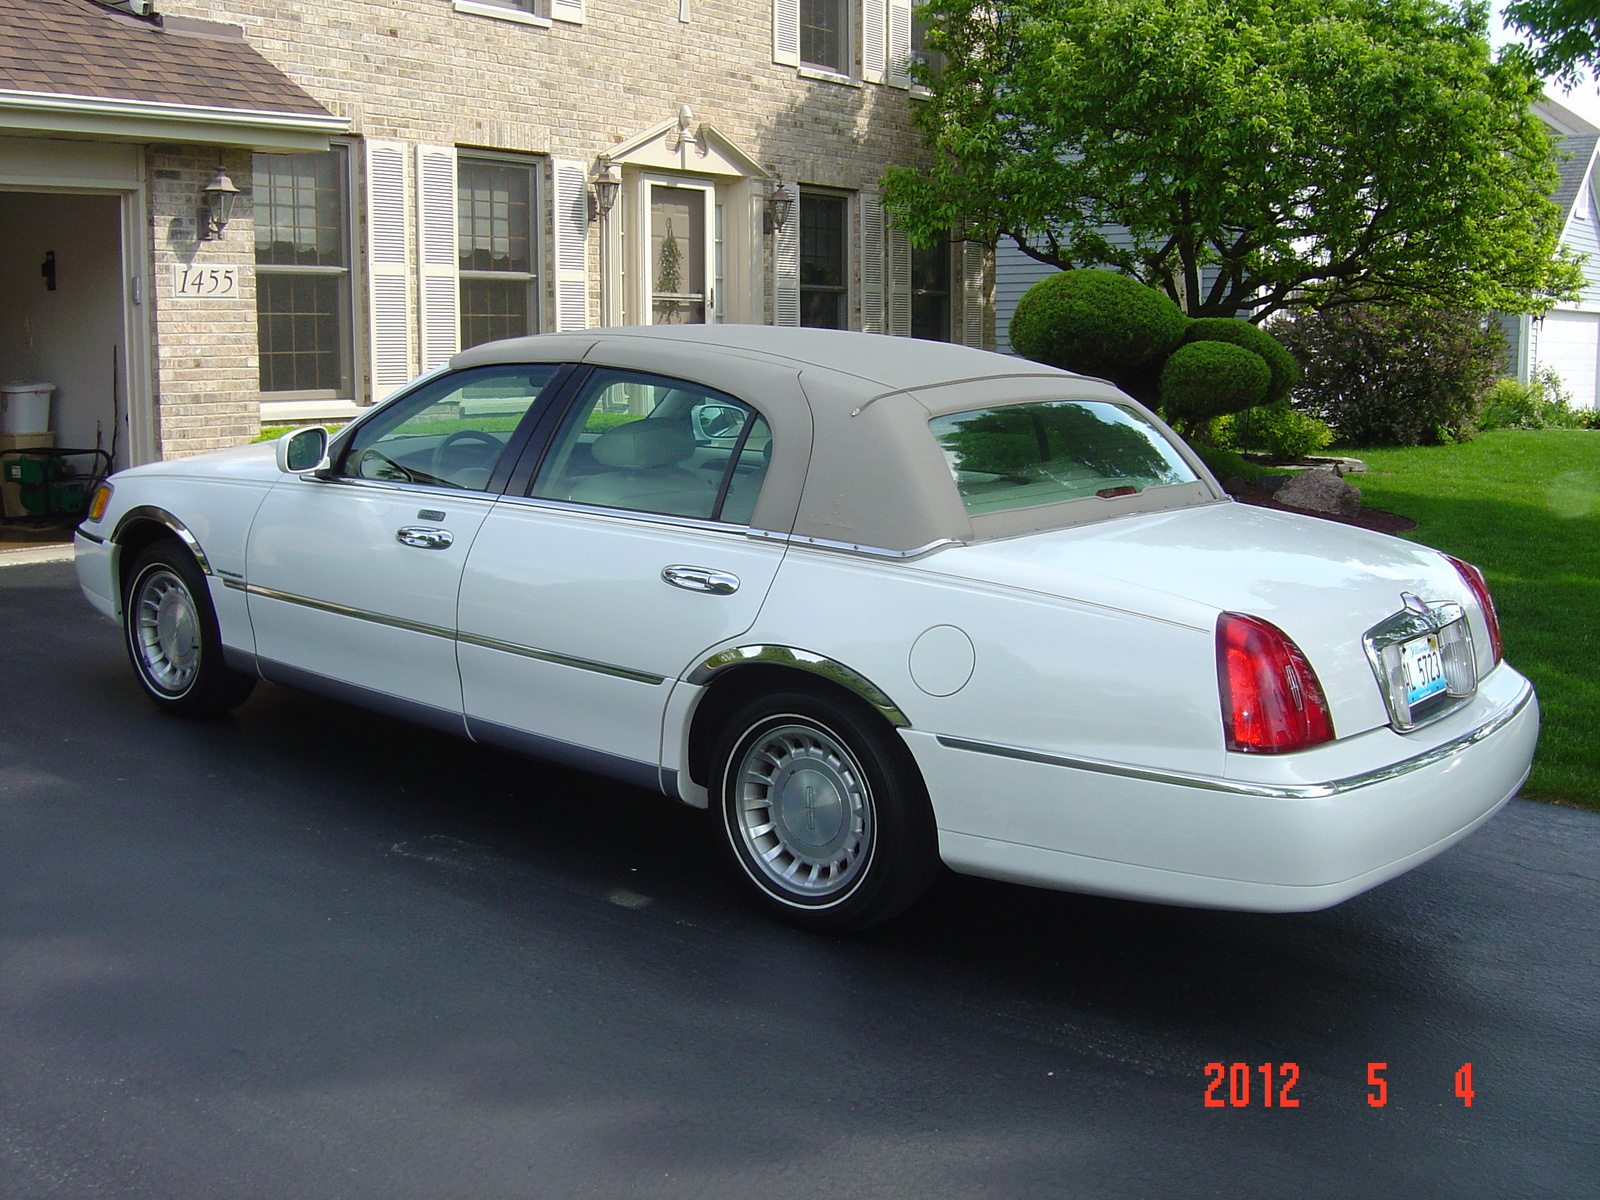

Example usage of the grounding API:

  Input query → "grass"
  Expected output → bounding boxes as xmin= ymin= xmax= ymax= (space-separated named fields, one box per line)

xmin=1345 ymin=430 xmax=1600 ymax=811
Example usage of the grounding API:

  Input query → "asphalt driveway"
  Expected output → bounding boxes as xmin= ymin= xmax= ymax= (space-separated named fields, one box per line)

xmin=2 ymin=556 xmax=1597 ymax=1198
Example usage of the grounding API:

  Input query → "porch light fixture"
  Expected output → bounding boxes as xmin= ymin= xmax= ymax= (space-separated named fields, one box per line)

xmin=200 ymin=164 xmax=240 ymax=239
xmin=591 ymin=160 xmax=621 ymax=221
xmin=764 ymin=179 xmax=794 ymax=234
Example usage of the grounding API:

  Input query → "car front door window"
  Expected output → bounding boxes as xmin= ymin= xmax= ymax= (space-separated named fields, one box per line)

xmin=342 ymin=364 xmax=561 ymax=491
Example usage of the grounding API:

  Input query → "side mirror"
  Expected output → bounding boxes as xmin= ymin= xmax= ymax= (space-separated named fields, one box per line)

xmin=691 ymin=402 xmax=748 ymax=443
xmin=275 ymin=425 xmax=329 ymax=474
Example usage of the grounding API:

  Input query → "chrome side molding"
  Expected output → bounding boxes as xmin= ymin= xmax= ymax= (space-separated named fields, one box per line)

xmin=688 ymin=644 xmax=910 ymax=727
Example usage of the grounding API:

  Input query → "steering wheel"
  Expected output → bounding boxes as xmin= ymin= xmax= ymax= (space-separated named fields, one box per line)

xmin=431 ymin=429 xmax=503 ymax=486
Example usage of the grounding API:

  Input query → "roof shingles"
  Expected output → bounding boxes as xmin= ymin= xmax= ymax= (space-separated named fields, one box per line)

xmin=0 ymin=0 xmax=330 ymax=117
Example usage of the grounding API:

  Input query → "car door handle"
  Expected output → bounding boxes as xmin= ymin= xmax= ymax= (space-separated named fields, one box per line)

xmin=396 ymin=526 xmax=454 ymax=550
xmin=661 ymin=564 xmax=740 ymax=595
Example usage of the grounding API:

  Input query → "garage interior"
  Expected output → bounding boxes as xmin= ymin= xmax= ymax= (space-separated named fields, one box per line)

xmin=0 ymin=188 xmax=126 ymax=539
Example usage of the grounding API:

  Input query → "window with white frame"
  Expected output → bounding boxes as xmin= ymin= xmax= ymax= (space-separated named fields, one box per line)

xmin=801 ymin=0 xmax=849 ymax=73
xmin=254 ymin=147 xmax=353 ymax=398
xmin=458 ymin=156 xmax=540 ymax=348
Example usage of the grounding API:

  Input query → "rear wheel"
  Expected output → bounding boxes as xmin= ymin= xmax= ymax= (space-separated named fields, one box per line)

xmin=122 ymin=540 xmax=256 ymax=716
xmin=711 ymin=687 xmax=938 ymax=932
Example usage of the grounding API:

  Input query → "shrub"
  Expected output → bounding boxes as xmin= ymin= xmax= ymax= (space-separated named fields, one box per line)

xmin=1478 ymin=370 xmax=1590 ymax=431
xmin=1183 ymin=318 xmax=1299 ymax=406
xmin=1223 ymin=404 xmax=1335 ymax=461
xmin=1185 ymin=440 xmax=1266 ymax=486
xmin=1159 ymin=340 xmax=1270 ymax=425
xmin=1009 ymin=269 xmax=1188 ymax=399
xmin=1275 ymin=306 xmax=1505 ymax=445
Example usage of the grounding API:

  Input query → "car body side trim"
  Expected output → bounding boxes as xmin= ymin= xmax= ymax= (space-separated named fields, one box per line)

xmin=111 ymin=505 xmax=212 ymax=574
xmin=227 ymin=580 xmax=665 ymax=685
xmin=687 ymin=644 xmax=911 ymax=727
xmin=76 ymin=527 xmax=106 ymax=545
xmin=225 ymin=579 xmax=456 ymax=641
xmin=744 ymin=528 xmax=962 ymax=560
xmin=466 ymin=716 xmax=669 ymax=795
xmin=456 ymin=630 xmax=666 ymax=685
xmin=936 ymin=683 xmax=1535 ymax=800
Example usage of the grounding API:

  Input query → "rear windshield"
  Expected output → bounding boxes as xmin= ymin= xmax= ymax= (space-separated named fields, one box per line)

xmin=929 ymin=401 xmax=1199 ymax=516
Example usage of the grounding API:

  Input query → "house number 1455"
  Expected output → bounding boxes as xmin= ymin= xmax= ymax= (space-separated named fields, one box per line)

xmin=172 ymin=264 xmax=239 ymax=298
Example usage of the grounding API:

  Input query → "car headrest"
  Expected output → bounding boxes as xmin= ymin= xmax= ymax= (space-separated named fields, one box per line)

xmin=591 ymin=420 xmax=694 ymax=469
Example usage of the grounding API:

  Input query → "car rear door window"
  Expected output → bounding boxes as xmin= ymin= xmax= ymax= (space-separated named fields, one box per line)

xmin=530 ymin=369 xmax=771 ymax=523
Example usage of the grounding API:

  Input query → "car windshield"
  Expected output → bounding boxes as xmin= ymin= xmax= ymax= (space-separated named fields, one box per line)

xmin=929 ymin=400 xmax=1199 ymax=515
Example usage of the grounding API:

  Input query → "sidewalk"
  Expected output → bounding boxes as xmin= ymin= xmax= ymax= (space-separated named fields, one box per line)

xmin=0 ymin=521 xmax=75 ymax=566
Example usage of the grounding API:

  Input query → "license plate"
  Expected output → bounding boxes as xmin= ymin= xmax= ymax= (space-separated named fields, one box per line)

xmin=1400 ymin=633 xmax=1447 ymax=706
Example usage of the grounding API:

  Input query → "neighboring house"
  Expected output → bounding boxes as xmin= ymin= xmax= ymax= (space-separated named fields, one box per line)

xmin=0 ymin=0 xmax=985 ymax=467
xmin=1503 ymin=100 xmax=1600 ymax=412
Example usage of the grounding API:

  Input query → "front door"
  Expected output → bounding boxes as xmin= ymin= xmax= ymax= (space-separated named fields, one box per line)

xmin=243 ymin=363 xmax=562 ymax=727
xmin=645 ymin=179 xmax=717 ymax=325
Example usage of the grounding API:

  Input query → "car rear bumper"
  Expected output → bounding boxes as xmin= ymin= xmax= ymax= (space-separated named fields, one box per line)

xmin=906 ymin=667 xmax=1538 ymax=911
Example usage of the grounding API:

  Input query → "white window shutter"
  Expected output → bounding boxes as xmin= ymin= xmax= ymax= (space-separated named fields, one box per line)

xmin=860 ymin=195 xmax=885 ymax=334
xmin=863 ymin=0 xmax=887 ymax=83
xmin=551 ymin=0 xmax=584 ymax=24
xmin=961 ymin=240 xmax=986 ymax=347
xmin=888 ymin=0 xmax=913 ymax=87
xmin=365 ymin=139 xmax=413 ymax=398
xmin=416 ymin=145 xmax=459 ymax=372
xmin=773 ymin=208 xmax=800 ymax=326
xmin=887 ymin=223 xmax=911 ymax=336
xmin=773 ymin=0 xmax=800 ymax=66
xmin=551 ymin=159 xmax=590 ymax=332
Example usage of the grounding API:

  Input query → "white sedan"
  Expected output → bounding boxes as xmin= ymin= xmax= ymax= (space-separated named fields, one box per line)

xmin=75 ymin=327 xmax=1538 ymax=930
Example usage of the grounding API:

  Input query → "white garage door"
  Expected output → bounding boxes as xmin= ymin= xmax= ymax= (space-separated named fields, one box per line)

xmin=1539 ymin=310 xmax=1600 ymax=411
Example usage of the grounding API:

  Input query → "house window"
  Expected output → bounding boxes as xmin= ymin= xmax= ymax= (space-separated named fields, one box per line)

xmin=801 ymin=0 xmax=849 ymax=73
xmin=254 ymin=147 xmax=353 ymax=398
xmin=458 ymin=157 xmax=539 ymax=348
xmin=912 ymin=240 xmax=951 ymax=340
xmin=799 ymin=191 xmax=848 ymax=329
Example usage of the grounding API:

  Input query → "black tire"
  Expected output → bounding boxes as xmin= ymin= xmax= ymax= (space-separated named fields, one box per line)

xmin=121 ymin=539 xmax=256 ymax=716
xmin=711 ymin=686 xmax=939 ymax=932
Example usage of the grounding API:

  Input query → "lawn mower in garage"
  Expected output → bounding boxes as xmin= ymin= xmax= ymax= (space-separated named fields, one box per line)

xmin=0 ymin=447 xmax=113 ymax=522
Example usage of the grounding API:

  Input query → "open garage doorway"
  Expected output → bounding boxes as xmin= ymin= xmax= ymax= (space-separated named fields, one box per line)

xmin=0 ymin=190 xmax=130 ymax=475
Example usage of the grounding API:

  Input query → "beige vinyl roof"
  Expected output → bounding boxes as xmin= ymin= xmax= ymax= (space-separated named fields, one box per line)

xmin=451 ymin=328 xmax=1225 ymax=553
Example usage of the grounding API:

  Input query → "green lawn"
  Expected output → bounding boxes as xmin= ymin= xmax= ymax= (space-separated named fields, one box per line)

xmin=1346 ymin=431 xmax=1600 ymax=811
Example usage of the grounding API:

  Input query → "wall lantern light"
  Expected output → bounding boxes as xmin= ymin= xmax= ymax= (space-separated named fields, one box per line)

xmin=765 ymin=179 xmax=794 ymax=234
xmin=200 ymin=164 xmax=240 ymax=239
xmin=591 ymin=161 xmax=621 ymax=221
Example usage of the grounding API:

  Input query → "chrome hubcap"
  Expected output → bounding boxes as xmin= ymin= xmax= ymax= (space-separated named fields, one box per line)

xmin=133 ymin=568 xmax=200 ymax=693
xmin=734 ymin=722 xmax=872 ymax=898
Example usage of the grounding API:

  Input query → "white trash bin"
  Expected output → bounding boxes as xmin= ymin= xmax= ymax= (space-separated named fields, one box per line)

xmin=0 ymin=382 xmax=54 ymax=435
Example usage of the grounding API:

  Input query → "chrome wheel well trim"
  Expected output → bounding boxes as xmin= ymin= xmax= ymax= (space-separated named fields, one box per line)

xmin=111 ymin=506 xmax=212 ymax=576
xmin=687 ymin=645 xmax=910 ymax=728
xmin=935 ymin=682 xmax=1535 ymax=800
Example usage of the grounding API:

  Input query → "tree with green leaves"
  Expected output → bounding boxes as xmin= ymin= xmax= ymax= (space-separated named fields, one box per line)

xmin=884 ymin=0 xmax=1581 ymax=321
xmin=1505 ymin=0 xmax=1600 ymax=85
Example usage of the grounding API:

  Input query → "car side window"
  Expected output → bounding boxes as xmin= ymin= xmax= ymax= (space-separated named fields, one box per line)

xmin=530 ymin=369 xmax=771 ymax=523
xmin=339 ymin=364 xmax=559 ymax=491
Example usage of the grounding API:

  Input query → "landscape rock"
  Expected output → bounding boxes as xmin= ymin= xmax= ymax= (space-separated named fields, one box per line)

xmin=1275 ymin=468 xmax=1362 ymax=518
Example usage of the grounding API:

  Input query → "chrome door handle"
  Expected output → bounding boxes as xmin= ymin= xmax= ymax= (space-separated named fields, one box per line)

xmin=396 ymin=526 xmax=454 ymax=550
xmin=661 ymin=564 xmax=740 ymax=595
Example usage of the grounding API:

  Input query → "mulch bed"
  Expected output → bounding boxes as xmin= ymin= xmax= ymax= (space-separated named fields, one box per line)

xmin=1228 ymin=483 xmax=1418 ymax=535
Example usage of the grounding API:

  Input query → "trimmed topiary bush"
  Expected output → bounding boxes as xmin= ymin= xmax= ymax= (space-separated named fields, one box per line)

xmin=1008 ymin=269 xmax=1188 ymax=398
xmin=1159 ymin=340 xmax=1271 ymax=424
xmin=1182 ymin=318 xmax=1299 ymax=406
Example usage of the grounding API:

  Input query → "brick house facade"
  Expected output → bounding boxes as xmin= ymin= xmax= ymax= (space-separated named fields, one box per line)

xmin=1 ymin=0 xmax=989 ymax=467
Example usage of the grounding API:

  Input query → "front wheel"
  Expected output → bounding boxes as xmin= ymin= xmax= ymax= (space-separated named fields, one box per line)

xmin=711 ymin=688 xmax=939 ymax=932
xmin=122 ymin=540 xmax=256 ymax=716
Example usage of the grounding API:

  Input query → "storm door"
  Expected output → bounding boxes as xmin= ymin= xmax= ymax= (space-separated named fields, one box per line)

xmin=645 ymin=179 xmax=716 ymax=325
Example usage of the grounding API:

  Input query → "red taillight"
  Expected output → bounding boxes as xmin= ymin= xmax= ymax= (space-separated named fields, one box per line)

xmin=1443 ymin=554 xmax=1502 ymax=664
xmin=1217 ymin=613 xmax=1335 ymax=753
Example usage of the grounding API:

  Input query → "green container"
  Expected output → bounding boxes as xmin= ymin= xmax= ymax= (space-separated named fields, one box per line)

xmin=3 ymin=457 xmax=45 ymax=485
xmin=49 ymin=479 xmax=87 ymax=513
